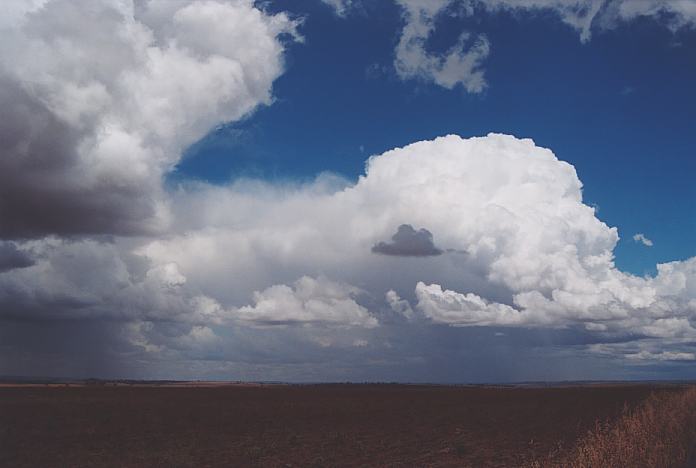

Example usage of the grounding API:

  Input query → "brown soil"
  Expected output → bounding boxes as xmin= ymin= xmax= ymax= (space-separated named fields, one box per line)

xmin=0 ymin=383 xmax=679 ymax=467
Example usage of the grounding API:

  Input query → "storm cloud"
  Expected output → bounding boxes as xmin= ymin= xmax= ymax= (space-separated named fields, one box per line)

xmin=1 ymin=0 xmax=695 ymax=382
xmin=2 ymin=127 xmax=696 ymax=379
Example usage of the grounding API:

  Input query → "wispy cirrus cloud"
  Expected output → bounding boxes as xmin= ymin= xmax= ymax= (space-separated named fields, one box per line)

xmin=326 ymin=0 xmax=696 ymax=91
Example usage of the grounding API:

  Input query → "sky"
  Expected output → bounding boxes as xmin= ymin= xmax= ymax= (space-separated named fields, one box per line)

xmin=0 ymin=0 xmax=695 ymax=382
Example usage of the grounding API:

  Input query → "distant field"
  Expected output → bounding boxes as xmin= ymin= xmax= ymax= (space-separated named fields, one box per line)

xmin=0 ymin=383 xmax=690 ymax=467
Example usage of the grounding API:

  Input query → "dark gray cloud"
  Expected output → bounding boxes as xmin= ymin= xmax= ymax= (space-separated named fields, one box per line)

xmin=372 ymin=224 xmax=443 ymax=257
xmin=0 ymin=76 xmax=160 ymax=240
xmin=0 ymin=242 xmax=34 ymax=273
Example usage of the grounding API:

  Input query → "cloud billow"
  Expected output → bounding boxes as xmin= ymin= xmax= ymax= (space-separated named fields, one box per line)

xmin=0 ymin=0 xmax=298 ymax=239
xmin=372 ymin=224 xmax=443 ymax=257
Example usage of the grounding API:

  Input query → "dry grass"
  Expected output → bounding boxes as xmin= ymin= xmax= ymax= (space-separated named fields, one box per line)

xmin=531 ymin=386 xmax=696 ymax=468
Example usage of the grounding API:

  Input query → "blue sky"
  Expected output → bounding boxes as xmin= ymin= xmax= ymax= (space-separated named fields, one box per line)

xmin=175 ymin=0 xmax=696 ymax=277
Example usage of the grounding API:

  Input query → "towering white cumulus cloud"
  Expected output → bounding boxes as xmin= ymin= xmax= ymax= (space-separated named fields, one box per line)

xmin=0 ymin=0 xmax=298 ymax=238
xmin=137 ymin=133 xmax=696 ymax=356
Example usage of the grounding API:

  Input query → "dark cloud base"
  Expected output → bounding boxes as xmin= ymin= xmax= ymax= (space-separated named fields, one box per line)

xmin=0 ymin=77 xmax=159 ymax=239
xmin=0 ymin=242 xmax=34 ymax=272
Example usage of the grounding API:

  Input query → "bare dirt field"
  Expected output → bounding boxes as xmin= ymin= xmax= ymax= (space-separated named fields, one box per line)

xmin=0 ymin=383 xmax=685 ymax=467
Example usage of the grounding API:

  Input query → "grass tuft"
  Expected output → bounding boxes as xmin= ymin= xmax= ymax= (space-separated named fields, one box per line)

xmin=530 ymin=386 xmax=696 ymax=468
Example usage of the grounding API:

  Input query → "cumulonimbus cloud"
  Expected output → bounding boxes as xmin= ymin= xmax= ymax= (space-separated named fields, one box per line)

xmin=1 ymin=132 xmax=695 ymax=368
xmin=2 ymin=130 xmax=695 ymax=366
xmin=152 ymin=133 xmax=696 ymax=357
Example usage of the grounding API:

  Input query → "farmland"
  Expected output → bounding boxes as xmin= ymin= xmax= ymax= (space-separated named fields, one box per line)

xmin=0 ymin=383 xmax=691 ymax=467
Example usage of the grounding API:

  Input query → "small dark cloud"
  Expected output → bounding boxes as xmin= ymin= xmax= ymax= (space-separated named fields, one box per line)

xmin=0 ymin=242 xmax=34 ymax=273
xmin=372 ymin=224 xmax=443 ymax=257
